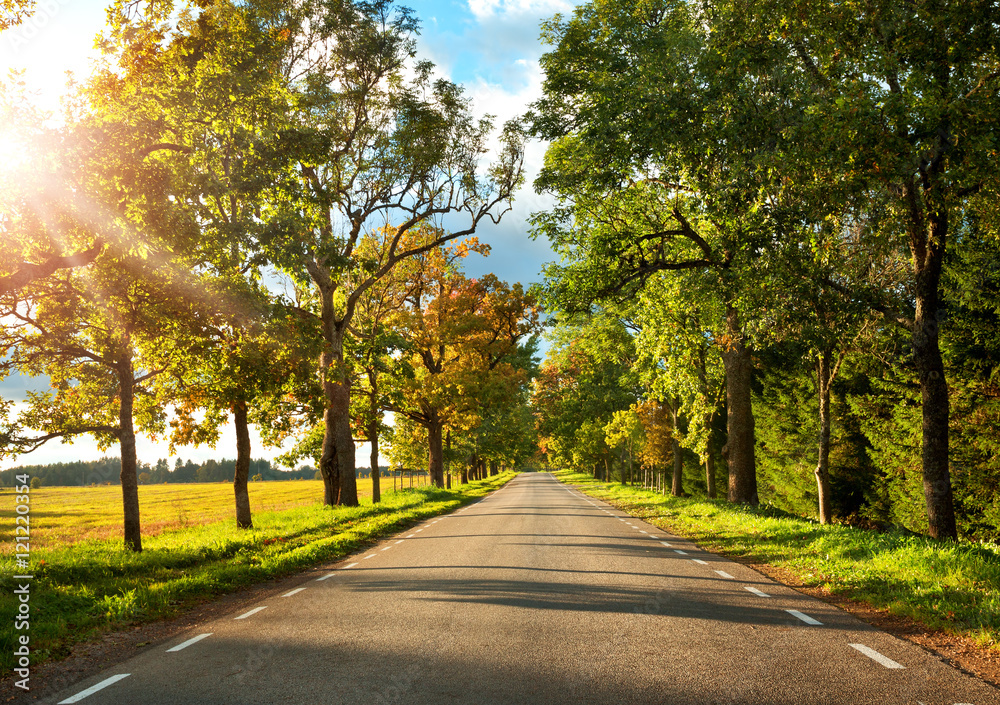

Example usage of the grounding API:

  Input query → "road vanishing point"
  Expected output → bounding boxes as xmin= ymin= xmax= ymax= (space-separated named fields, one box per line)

xmin=49 ymin=473 xmax=998 ymax=705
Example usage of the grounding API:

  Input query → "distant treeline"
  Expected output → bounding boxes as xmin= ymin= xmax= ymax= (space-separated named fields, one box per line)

xmin=0 ymin=458 xmax=303 ymax=487
xmin=0 ymin=458 xmax=401 ymax=487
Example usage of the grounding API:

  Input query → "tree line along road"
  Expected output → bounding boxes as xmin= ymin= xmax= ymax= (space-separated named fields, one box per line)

xmin=46 ymin=473 xmax=998 ymax=705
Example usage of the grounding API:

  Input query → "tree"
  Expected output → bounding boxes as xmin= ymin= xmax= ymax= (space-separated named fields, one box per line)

xmin=605 ymin=407 xmax=643 ymax=484
xmin=0 ymin=82 xmax=108 ymax=300
xmin=261 ymin=0 xmax=524 ymax=506
xmin=0 ymin=252 xmax=202 ymax=551
xmin=391 ymin=248 xmax=539 ymax=487
xmin=745 ymin=0 xmax=1000 ymax=538
xmin=81 ymin=0 xmax=299 ymax=531
xmin=0 ymin=0 xmax=34 ymax=31
xmin=533 ymin=316 xmax=639 ymax=478
xmin=347 ymin=229 xmax=432 ymax=502
xmin=529 ymin=0 xmax=804 ymax=504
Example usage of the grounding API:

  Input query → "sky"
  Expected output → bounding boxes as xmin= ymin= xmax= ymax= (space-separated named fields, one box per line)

xmin=0 ymin=0 xmax=579 ymax=470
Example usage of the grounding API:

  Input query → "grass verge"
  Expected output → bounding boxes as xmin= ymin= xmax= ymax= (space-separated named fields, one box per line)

xmin=1 ymin=472 xmax=513 ymax=675
xmin=555 ymin=469 xmax=1000 ymax=651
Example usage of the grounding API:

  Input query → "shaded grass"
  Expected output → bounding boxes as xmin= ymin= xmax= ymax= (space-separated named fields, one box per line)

xmin=0 ymin=472 xmax=512 ymax=675
xmin=556 ymin=470 xmax=1000 ymax=651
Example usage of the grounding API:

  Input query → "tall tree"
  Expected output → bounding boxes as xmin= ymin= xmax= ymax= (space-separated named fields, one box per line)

xmin=86 ymin=0 xmax=298 ymax=530
xmin=392 ymin=254 xmax=538 ymax=487
xmin=262 ymin=0 xmax=524 ymax=506
xmin=743 ymin=0 xmax=1000 ymax=538
xmin=529 ymin=0 xmax=802 ymax=503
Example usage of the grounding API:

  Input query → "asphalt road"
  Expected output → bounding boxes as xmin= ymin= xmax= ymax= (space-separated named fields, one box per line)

xmin=47 ymin=472 xmax=998 ymax=705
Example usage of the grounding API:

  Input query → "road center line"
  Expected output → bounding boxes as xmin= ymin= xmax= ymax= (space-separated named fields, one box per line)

xmin=381 ymin=546 xmax=392 ymax=551
xmin=282 ymin=588 xmax=307 ymax=597
xmin=786 ymin=609 xmax=822 ymax=625
xmin=659 ymin=542 xmax=672 ymax=547
xmin=849 ymin=643 xmax=904 ymax=669
xmin=395 ymin=539 xmax=405 ymax=544
xmin=342 ymin=562 xmax=358 ymax=569
xmin=639 ymin=530 xmax=648 ymax=534
xmin=405 ymin=534 xmax=416 ymax=538
xmin=166 ymin=633 xmax=213 ymax=652
xmin=714 ymin=570 xmax=735 ymax=579
xmin=674 ymin=549 xmax=688 ymax=555
xmin=57 ymin=674 xmax=131 ymax=703
xmin=744 ymin=586 xmax=770 ymax=598
xmin=691 ymin=559 xmax=708 ymax=565
xmin=235 ymin=606 xmax=268 ymax=620
xmin=415 ymin=529 xmax=423 ymax=533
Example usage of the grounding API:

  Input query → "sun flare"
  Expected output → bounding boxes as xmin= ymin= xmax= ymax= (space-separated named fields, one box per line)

xmin=0 ymin=130 xmax=29 ymax=175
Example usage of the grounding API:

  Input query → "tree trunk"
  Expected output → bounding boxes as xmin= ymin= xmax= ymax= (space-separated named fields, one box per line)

xmin=721 ymin=305 xmax=758 ymax=505
xmin=814 ymin=350 xmax=833 ymax=525
xmin=370 ymin=420 xmax=381 ymax=503
xmin=670 ymin=400 xmax=683 ymax=497
xmin=318 ymin=327 xmax=359 ymax=507
xmin=233 ymin=401 xmax=253 ymax=529
xmin=427 ymin=417 xmax=445 ymax=487
xmin=461 ymin=455 xmax=469 ymax=484
xmin=117 ymin=354 xmax=141 ymax=552
xmin=911 ymin=208 xmax=957 ymax=539
xmin=705 ymin=452 xmax=716 ymax=499
xmin=446 ymin=430 xmax=452 ymax=489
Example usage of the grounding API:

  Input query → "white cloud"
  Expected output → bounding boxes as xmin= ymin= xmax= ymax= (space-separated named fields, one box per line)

xmin=467 ymin=0 xmax=574 ymax=21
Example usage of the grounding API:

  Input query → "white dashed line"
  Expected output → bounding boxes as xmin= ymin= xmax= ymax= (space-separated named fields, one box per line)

xmin=282 ymin=588 xmax=307 ymax=597
xmin=744 ymin=586 xmax=770 ymax=598
xmin=381 ymin=546 xmax=392 ymax=551
xmin=395 ymin=539 xmax=405 ymax=544
xmin=316 ymin=572 xmax=337 ymax=581
xmin=659 ymin=542 xmax=672 ymax=547
xmin=58 ymin=674 xmax=131 ymax=703
xmin=235 ymin=606 xmax=267 ymax=620
xmin=166 ymin=633 xmax=212 ymax=652
xmin=342 ymin=562 xmax=358 ymax=569
xmin=849 ymin=643 xmax=904 ymax=669
xmin=363 ymin=554 xmax=377 ymax=559
xmin=691 ymin=559 xmax=708 ymax=565
xmin=786 ymin=609 xmax=822 ymax=625
xmin=639 ymin=530 xmax=648 ymax=534
xmin=415 ymin=529 xmax=423 ymax=533
xmin=405 ymin=534 xmax=416 ymax=538
xmin=714 ymin=570 xmax=735 ymax=580
xmin=674 ymin=549 xmax=688 ymax=555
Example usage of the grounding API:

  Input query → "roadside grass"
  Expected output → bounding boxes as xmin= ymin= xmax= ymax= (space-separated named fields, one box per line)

xmin=0 ymin=472 xmax=512 ymax=675
xmin=555 ymin=470 xmax=1000 ymax=651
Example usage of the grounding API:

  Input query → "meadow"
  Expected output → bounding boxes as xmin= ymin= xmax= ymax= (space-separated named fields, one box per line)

xmin=556 ymin=470 xmax=1000 ymax=653
xmin=0 ymin=472 xmax=509 ymax=675
xmin=0 ymin=476 xmax=430 ymax=551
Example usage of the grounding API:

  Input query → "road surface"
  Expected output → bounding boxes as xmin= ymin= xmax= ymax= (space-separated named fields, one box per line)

xmin=47 ymin=473 xmax=998 ymax=704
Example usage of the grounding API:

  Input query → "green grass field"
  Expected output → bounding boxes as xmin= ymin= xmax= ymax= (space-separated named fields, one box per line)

xmin=0 ymin=475 xmax=435 ymax=551
xmin=555 ymin=470 xmax=1000 ymax=652
xmin=0 ymin=472 xmax=509 ymax=676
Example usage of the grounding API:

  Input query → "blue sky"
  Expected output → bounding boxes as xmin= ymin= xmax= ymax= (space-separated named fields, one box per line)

xmin=0 ymin=0 xmax=578 ymax=468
